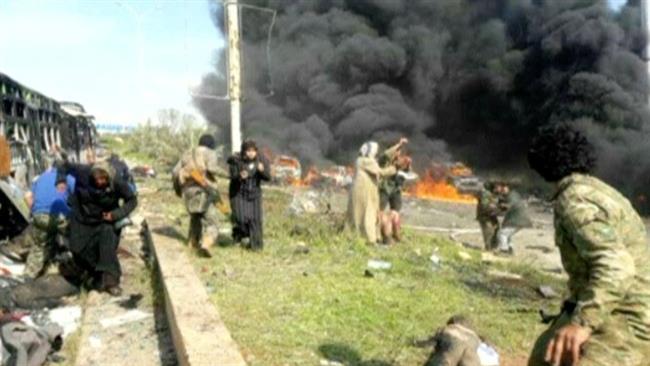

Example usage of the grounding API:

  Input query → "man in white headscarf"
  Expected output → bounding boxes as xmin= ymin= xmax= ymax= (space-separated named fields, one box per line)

xmin=347 ymin=141 xmax=396 ymax=244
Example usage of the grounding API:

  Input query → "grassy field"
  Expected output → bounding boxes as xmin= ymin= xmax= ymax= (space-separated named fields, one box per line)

xmin=139 ymin=178 xmax=563 ymax=366
xmin=105 ymin=134 xmax=564 ymax=365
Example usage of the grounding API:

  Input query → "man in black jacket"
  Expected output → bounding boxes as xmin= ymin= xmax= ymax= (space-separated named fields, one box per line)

xmin=58 ymin=160 xmax=137 ymax=296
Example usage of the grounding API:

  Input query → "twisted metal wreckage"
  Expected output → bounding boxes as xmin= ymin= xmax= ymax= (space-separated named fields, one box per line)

xmin=0 ymin=72 xmax=97 ymax=240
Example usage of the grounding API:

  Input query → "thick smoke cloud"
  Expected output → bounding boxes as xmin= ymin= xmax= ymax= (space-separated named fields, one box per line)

xmin=195 ymin=0 xmax=650 ymax=213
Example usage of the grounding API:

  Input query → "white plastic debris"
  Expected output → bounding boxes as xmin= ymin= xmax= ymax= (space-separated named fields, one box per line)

xmin=458 ymin=251 xmax=472 ymax=261
xmin=430 ymin=254 xmax=441 ymax=266
xmin=88 ymin=335 xmax=102 ymax=349
xmin=99 ymin=310 xmax=152 ymax=329
xmin=477 ymin=342 xmax=499 ymax=366
xmin=0 ymin=254 xmax=25 ymax=277
xmin=367 ymin=259 xmax=392 ymax=270
xmin=49 ymin=306 xmax=82 ymax=337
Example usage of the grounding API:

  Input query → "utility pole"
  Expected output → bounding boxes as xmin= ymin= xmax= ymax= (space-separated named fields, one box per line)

xmin=226 ymin=0 xmax=242 ymax=153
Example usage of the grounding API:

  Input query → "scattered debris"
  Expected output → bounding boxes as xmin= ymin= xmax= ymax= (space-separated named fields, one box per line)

xmin=458 ymin=251 xmax=472 ymax=261
xmin=486 ymin=269 xmax=523 ymax=281
xmin=99 ymin=310 xmax=152 ymax=329
xmin=131 ymin=165 xmax=156 ymax=178
xmin=320 ymin=359 xmax=344 ymax=366
xmin=0 ymin=254 xmax=25 ymax=277
xmin=429 ymin=254 xmax=441 ymax=267
xmin=477 ymin=342 xmax=499 ymax=366
xmin=88 ymin=335 xmax=102 ymax=349
xmin=537 ymin=285 xmax=558 ymax=299
xmin=367 ymin=259 xmax=392 ymax=270
xmin=481 ymin=252 xmax=509 ymax=264
xmin=288 ymin=190 xmax=329 ymax=215
xmin=293 ymin=242 xmax=310 ymax=255
xmin=45 ymin=306 xmax=82 ymax=338
xmin=117 ymin=294 xmax=144 ymax=309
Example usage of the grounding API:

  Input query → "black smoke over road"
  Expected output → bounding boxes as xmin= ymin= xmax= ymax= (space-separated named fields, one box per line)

xmin=194 ymin=0 xmax=650 ymax=213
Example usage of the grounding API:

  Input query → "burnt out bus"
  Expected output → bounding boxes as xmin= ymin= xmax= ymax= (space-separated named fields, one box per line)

xmin=0 ymin=72 xmax=96 ymax=190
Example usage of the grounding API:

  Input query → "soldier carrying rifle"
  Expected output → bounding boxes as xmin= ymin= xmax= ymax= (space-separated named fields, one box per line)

xmin=173 ymin=134 xmax=227 ymax=258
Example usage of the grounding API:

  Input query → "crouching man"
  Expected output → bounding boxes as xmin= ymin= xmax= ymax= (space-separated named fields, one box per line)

xmin=527 ymin=124 xmax=650 ymax=366
xmin=57 ymin=159 xmax=137 ymax=296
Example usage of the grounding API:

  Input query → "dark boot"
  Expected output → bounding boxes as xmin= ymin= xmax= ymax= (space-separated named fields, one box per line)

xmin=101 ymin=273 xmax=122 ymax=297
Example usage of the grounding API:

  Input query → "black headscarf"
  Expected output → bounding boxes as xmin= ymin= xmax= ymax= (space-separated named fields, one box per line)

xmin=198 ymin=134 xmax=216 ymax=149
xmin=240 ymin=140 xmax=258 ymax=158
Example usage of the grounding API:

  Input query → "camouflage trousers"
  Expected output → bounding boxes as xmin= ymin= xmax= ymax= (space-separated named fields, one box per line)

xmin=187 ymin=205 xmax=219 ymax=250
xmin=478 ymin=217 xmax=499 ymax=250
xmin=529 ymin=312 xmax=650 ymax=366
xmin=24 ymin=213 xmax=68 ymax=279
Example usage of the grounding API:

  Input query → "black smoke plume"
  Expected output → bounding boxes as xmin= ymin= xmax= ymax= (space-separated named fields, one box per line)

xmin=194 ymin=0 xmax=650 ymax=213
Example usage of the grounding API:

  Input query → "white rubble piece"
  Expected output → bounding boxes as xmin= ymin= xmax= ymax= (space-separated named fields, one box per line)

xmin=367 ymin=259 xmax=392 ymax=270
xmin=477 ymin=342 xmax=499 ymax=366
xmin=99 ymin=309 xmax=152 ymax=329
xmin=0 ymin=254 xmax=25 ymax=277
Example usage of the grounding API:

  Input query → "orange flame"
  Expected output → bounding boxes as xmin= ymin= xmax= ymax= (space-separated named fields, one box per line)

xmin=288 ymin=167 xmax=320 ymax=187
xmin=407 ymin=169 xmax=477 ymax=204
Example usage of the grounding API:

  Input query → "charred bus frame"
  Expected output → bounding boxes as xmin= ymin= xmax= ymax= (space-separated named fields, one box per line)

xmin=0 ymin=72 xmax=96 ymax=187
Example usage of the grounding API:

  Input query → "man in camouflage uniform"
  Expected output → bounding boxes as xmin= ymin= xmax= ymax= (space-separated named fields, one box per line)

xmin=422 ymin=315 xmax=482 ymax=366
xmin=22 ymin=155 xmax=75 ymax=279
xmin=528 ymin=124 xmax=650 ymax=366
xmin=173 ymin=134 xmax=226 ymax=257
xmin=476 ymin=182 xmax=501 ymax=250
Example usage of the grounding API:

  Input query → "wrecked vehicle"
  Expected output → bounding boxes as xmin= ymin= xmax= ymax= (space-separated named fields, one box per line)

xmin=272 ymin=155 xmax=302 ymax=185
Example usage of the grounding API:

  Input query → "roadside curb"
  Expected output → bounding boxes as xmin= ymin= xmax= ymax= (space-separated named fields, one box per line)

xmin=146 ymin=220 xmax=247 ymax=366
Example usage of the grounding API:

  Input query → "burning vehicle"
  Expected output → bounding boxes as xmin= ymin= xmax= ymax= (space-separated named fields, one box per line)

xmin=272 ymin=155 xmax=302 ymax=185
xmin=320 ymin=166 xmax=354 ymax=188
xmin=407 ymin=162 xmax=480 ymax=204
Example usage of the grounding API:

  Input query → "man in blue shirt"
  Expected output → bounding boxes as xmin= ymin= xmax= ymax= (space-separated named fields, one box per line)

xmin=22 ymin=164 xmax=75 ymax=278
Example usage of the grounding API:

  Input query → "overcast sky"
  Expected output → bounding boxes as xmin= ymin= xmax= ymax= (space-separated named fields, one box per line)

xmin=0 ymin=0 xmax=629 ymax=126
xmin=0 ymin=0 xmax=224 ymax=125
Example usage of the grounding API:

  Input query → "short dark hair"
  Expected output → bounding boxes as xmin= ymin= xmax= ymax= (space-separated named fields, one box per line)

xmin=528 ymin=123 xmax=596 ymax=182
xmin=198 ymin=134 xmax=216 ymax=149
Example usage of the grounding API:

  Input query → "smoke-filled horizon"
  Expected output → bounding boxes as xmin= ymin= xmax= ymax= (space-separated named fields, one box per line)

xmin=194 ymin=0 xmax=650 ymax=213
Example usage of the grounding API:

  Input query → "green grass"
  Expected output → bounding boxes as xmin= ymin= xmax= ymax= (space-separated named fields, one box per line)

xmin=149 ymin=186 xmax=565 ymax=366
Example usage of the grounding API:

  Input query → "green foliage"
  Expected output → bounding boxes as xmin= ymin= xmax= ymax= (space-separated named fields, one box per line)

xmin=116 ymin=109 xmax=210 ymax=171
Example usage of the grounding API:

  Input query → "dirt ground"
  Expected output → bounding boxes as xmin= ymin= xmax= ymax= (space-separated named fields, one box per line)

xmin=400 ymin=197 xmax=564 ymax=276
xmin=72 ymin=205 xmax=177 ymax=366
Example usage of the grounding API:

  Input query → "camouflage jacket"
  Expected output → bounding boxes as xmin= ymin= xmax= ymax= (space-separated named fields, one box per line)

xmin=173 ymin=146 xmax=226 ymax=213
xmin=476 ymin=189 xmax=500 ymax=220
xmin=554 ymin=174 xmax=650 ymax=339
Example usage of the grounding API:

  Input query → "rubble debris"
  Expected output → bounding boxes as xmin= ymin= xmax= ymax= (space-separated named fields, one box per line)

xmin=24 ymin=306 xmax=82 ymax=339
xmin=293 ymin=242 xmax=310 ymax=255
xmin=320 ymin=359 xmax=344 ymax=366
xmin=477 ymin=342 xmax=500 ymax=366
xmin=130 ymin=165 xmax=156 ymax=178
xmin=99 ymin=310 xmax=152 ymax=329
xmin=367 ymin=260 xmax=392 ymax=270
xmin=288 ymin=190 xmax=328 ymax=215
xmin=537 ymin=286 xmax=558 ymax=299
xmin=88 ymin=335 xmax=102 ymax=349
xmin=486 ymin=269 xmax=523 ymax=281
xmin=429 ymin=254 xmax=442 ymax=267
xmin=0 ymin=255 xmax=25 ymax=277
